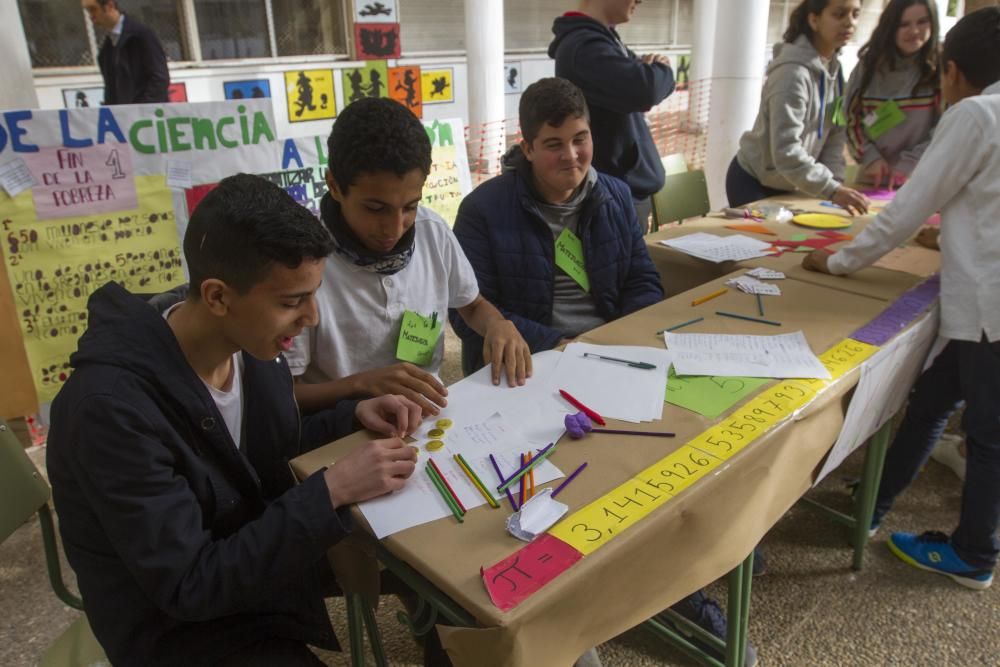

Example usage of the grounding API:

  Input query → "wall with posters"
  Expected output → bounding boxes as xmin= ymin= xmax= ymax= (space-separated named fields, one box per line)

xmin=0 ymin=100 xmax=470 ymax=417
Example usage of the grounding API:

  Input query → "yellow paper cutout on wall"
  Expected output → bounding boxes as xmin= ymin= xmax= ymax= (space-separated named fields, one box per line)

xmin=421 ymin=68 xmax=454 ymax=105
xmin=285 ymin=69 xmax=337 ymax=123
xmin=1 ymin=175 xmax=182 ymax=403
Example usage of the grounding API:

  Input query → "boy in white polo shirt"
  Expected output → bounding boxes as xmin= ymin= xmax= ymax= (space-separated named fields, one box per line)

xmin=289 ymin=98 xmax=532 ymax=416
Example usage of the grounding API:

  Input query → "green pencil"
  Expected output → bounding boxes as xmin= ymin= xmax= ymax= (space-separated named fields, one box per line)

xmin=425 ymin=464 xmax=464 ymax=522
xmin=496 ymin=445 xmax=558 ymax=494
xmin=715 ymin=310 xmax=782 ymax=327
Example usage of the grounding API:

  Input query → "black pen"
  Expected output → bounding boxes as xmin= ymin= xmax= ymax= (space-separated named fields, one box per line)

xmin=582 ymin=352 xmax=656 ymax=370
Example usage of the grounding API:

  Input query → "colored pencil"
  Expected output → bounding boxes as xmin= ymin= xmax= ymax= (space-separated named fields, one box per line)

xmin=427 ymin=458 xmax=466 ymax=513
xmin=425 ymin=465 xmax=464 ymax=523
xmin=454 ymin=453 xmax=499 ymax=508
xmin=756 ymin=293 xmax=764 ymax=316
xmin=591 ymin=428 xmax=676 ymax=437
xmin=558 ymin=389 xmax=606 ymax=425
xmin=528 ymin=453 xmax=535 ymax=500
xmin=519 ymin=453 xmax=526 ymax=507
xmin=497 ymin=443 xmax=558 ymax=494
xmin=715 ymin=310 xmax=782 ymax=327
xmin=551 ymin=462 xmax=588 ymax=498
xmin=691 ymin=288 xmax=727 ymax=306
xmin=488 ymin=453 xmax=518 ymax=511
xmin=658 ymin=317 xmax=704 ymax=334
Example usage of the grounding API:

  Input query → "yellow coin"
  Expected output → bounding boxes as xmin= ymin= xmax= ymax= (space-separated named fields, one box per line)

xmin=428 ymin=428 xmax=445 ymax=438
xmin=435 ymin=419 xmax=453 ymax=430
xmin=426 ymin=440 xmax=445 ymax=452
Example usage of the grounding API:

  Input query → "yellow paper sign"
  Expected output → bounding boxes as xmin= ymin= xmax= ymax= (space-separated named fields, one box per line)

xmin=421 ymin=68 xmax=454 ymax=104
xmin=285 ymin=69 xmax=337 ymax=123
xmin=1 ymin=175 xmax=182 ymax=403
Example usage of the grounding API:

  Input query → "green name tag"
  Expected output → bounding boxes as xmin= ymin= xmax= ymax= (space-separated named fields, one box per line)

xmin=830 ymin=95 xmax=846 ymax=127
xmin=554 ymin=227 xmax=590 ymax=293
xmin=865 ymin=99 xmax=906 ymax=140
xmin=396 ymin=310 xmax=442 ymax=366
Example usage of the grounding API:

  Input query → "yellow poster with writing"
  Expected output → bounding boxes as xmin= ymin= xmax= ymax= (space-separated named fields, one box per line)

xmin=1 ymin=175 xmax=182 ymax=403
xmin=285 ymin=69 xmax=337 ymax=123
xmin=422 ymin=144 xmax=464 ymax=226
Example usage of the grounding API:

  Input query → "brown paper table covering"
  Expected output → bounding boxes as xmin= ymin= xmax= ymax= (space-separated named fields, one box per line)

xmin=646 ymin=201 xmax=934 ymax=302
xmin=291 ymin=272 xmax=901 ymax=667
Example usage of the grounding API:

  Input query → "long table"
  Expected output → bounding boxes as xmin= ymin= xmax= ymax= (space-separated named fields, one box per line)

xmin=645 ymin=195 xmax=933 ymax=301
xmin=291 ymin=238 xmax=937 ymax=666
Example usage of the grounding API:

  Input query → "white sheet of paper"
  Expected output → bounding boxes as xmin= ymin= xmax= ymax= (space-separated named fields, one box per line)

xmin=166 ymin=159 xmax=193 ymax=190
xmin=726 ymin=275 xmax=782 ymax=296
xmin=814 ymin=310 xmax=938 ymax=485
xmin=359 ymin=430 xmax=563 ymax=539
xmin=548 ymin=343 xmax=671 ymax=423
xmin=666 ymin=331 xmax=832 ymax=379
xmin=413 ymin=349 xmax=567 ymax=447
xmin=660 ymin=232 xmax=775 ymax=263
xmin=0 ymin=157 xmax=37 ymax=197
xmin=747 ymin=267 xmax=786 ymax=280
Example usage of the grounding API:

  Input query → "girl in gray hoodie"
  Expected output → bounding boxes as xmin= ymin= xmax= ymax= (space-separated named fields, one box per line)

xmin=845 ymin=0 xmax=941 ymax=189
xmin=727 ymin=0 xmax=869 ymax=215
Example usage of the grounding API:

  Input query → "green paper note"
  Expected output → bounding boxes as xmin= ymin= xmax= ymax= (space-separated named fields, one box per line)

xmin=396 ymin=310 xmax=443 ymax=366
xmin=791 ymin=233 xmax=809 ymax=241
xmin=665 ymin=368 xmax=770 ymax=418
xmin=795 ymin=245 xmax=813 ymax=252
xmin=865 ymin=99 xmax=906 ymax=140
xmin=554 ymin=227 xmax=590 ymax=292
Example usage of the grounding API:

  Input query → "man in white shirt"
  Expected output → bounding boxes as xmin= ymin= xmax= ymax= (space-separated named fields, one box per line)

xmin=803 ymin=8 xmax=1000 ymax=590
xmin=288 ymin=98 xmax=532 ymax=417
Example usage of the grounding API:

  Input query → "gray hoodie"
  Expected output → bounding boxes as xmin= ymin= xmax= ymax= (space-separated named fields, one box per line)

xmin=844 ymin=54 xmax=940 ymax=176
xmin=736 ymin=35 xmax=846 ymax=198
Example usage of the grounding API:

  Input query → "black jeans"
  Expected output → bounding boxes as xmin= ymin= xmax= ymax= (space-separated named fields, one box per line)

xmin=725 ymin=157 xmax=787 ymax=208
xmin=217 ymin=638 xmax=326 ymax=666
xmin=873 ymin=337 xmax=1000 ymax=569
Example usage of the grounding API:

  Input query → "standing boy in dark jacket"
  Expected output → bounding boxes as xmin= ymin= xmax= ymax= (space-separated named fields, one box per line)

xmin=47 ymin=174 xmax=423 ymax=666
xmin=83 ymin=0 xmax=170 ymax=104
xmin=451 ymin=77 xmax=663 ymax=374
xmin=549 ymin=0 xmax=675 ymax=229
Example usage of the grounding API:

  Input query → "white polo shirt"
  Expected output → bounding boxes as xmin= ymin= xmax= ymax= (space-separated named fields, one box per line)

xmin=287 ymin=206 xmax=480 ymax=381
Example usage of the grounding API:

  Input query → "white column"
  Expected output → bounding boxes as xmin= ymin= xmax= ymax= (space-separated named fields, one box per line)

xmin=0 ymin=0 xmax=39 ymax=109
xmin=686 ymin=0 xmax=717 ymax=131
xmin=934 ymin=0 xmax=960 ymax=34
xmin=703 ymin=0 xmax=770 ymax=209
xmin=464 ymin=0 xmax=506 ymax=175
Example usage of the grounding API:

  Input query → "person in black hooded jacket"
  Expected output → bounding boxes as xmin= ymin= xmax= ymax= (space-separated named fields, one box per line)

xmin=46 ymin=174 xmax=423 ymax=666
xmin=549 ymin=0 xmax=675 ymax=230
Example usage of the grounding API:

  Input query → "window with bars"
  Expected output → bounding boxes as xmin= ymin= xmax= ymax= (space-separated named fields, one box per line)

xmin=272 ymin=0 xmax=348 ymax=57
xmin=195 ymin=0 xmax=270 ymax=59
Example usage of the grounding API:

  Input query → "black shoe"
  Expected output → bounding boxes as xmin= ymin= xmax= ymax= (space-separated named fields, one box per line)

xmin=660 ymin=591 xmax=759 ymax=667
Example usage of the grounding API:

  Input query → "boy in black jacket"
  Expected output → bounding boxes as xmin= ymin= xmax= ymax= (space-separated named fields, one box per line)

xmin=47 ymin=174 xmax=422 ymax=665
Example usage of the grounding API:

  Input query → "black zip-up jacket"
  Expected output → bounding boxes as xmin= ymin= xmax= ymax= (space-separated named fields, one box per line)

xmin=97 ymin=13 xmax=170 ymax=104
xmin=47 ymin=283 xmax=357 ymax=666
xmin=549 ymin=13 xmax=675 ymax=199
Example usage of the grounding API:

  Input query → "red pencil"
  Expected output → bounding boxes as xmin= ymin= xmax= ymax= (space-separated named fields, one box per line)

xmin=428 ymin=458 xmax=466 ymax=514
xmin=559 ymin=389 xmax=606 ymax=425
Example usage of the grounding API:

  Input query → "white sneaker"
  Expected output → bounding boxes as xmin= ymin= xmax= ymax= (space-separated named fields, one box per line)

xmin=930 ymin=434 xmax=965 ymax=481
xmin=573 ymin=648 xmax=603 ymax=667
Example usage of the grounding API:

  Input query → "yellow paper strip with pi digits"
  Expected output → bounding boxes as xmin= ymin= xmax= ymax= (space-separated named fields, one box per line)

xmin=549 ymin=337 xmax=879 ymax=555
